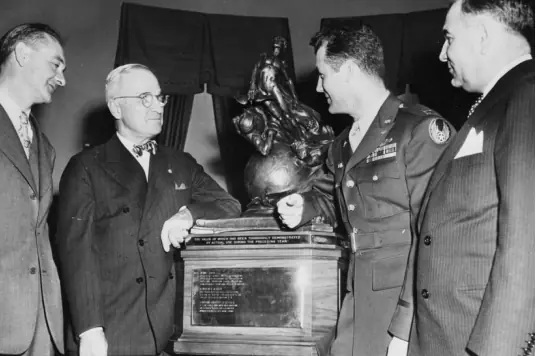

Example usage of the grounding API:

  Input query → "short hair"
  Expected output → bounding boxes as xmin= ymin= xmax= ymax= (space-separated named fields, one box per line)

xmin=105 ymin=63 xmax=150 ymax=101
xmin=459 ymin=0 xmax=534 ymax=37
xmin=310 ymin=25 xmax=386 ymax=82
xmin=0 ymin=23 xmax=63 ymax=67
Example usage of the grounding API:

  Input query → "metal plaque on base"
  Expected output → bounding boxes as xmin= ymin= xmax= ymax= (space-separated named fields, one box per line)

xmin=174 ymin=230 xmax=347 ymax=356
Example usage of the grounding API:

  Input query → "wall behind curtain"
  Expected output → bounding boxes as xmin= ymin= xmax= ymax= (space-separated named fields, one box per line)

xmin=1 ymin=0 xmax=450 ymax=190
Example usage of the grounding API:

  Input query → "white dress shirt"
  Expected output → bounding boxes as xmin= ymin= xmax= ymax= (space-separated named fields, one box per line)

xmin=116 ymin=132 xmax=151 ymax=180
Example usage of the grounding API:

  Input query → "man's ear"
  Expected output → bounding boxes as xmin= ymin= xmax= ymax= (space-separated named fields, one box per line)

xmin=107 ymin=100 xmax=122 ymax=119
xmin=13 ymin=42 xmax=31 ymax=67
xmin=474 ymin=17 xmax=492 ymax=56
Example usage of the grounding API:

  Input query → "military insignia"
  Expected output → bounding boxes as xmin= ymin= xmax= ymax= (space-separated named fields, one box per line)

xmin=343 ymin=141 xmax=348 ymax=147
xmin=366 ymin=142 xmax=397 ymax=163
xmin=428 ymin=119 xmax=450 ymax=144
xmin=399 ymin=103 xmax=405 ymax=108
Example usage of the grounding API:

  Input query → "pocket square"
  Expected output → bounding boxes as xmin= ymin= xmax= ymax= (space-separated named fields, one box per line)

xmin=455 ymin=127 xmax=483 ymax=159
xmin=175 ymin=182 xmax=188 ymax=190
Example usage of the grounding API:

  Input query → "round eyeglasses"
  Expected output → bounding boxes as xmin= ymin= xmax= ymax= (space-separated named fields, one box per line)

xmin=113 ymin=92 xmax=169 ymax=108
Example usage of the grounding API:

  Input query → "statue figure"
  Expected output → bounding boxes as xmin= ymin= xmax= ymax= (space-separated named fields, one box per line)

xmin=232 ymin=36 xmax=335 ymax=217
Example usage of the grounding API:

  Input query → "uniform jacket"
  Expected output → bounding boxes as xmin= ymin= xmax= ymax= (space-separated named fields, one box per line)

xmin=56 ymin=135 xmax=241 ymax=355
xmin=407 ymin=60 xmax=535 ymax=356
xmin=0 ymin=106 xmax=64 ymax=354
xmin=302 ymin=95 xmax=454 ymax=356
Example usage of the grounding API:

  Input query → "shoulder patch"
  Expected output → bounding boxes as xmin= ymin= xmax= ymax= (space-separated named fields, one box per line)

xmin=428 ymin=118 xmax=451 ymax=144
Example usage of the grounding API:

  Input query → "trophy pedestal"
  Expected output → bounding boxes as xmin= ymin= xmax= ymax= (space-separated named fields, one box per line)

xmin=173 ymin=230 xmax=347 ymax=356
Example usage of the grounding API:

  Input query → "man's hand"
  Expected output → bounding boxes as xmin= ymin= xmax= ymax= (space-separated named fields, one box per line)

xmin=276 ymin=193 xmax=304 ymax=229
xmin=79 ymin=328 xmax=107 ymax=356
xmin=386 ymin=336 xmax=408 ymax=356
xmin=161 ymin=206 xmax=194 ymax=252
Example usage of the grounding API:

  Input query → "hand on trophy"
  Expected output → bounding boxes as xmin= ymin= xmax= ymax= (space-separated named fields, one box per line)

xmin=161 ymin=206 xmax=194 ymax=252
xmin=276 ymin=193 xmax=304 ymax=229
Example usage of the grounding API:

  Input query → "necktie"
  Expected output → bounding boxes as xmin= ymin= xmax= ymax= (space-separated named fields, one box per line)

xmin=467 ymin=95 xmax=484 ymax=118
xmin=18 ymin=112 xmax=31 ymax=158
xmin=132 ymin=140 xmax=157 ymax=157
xmin=349 ymin=122 xmax=362 ymax=152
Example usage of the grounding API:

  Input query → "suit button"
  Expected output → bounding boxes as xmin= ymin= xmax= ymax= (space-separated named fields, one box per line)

xmin=122 ymin=206 xmax=130 ymax=214
xmin=169 ymin=273 xmax=174 ymax=280
xmin=136 ymin=277 xmax=143 ymax=284
xmin=138 ymin=239 xmax=144 ymax=247
xmin=424 ymin=236 xmax=431 ymax=246
xmin=421 ymin=289 xmax=430 ymax=299
xmin=30 ymin=267 xmax=37 ymax=274
xmin=348 ymin=204 xmax=355 ymax=211
xmin=346 ymin=180 xmax=355 ymax=188
xmin=29 ymin=193 xmax=37 ymax=200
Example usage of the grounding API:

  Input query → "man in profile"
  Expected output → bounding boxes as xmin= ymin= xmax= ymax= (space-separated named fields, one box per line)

xmin=401 ymin=1 xmax=535 ymax=355
xmin=277 ymin=26 xmax=455 ymax=356
xmin=57 ymin=63 xmax=241 ymax=356
xmin=0 ymin=23 xmax=66 ymax=356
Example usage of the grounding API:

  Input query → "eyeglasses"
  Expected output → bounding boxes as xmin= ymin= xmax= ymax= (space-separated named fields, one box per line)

xmin=113 ymin=92 xmax=169 ymax=108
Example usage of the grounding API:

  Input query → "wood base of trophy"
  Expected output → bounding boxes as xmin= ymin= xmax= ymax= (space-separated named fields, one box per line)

xmin=173 ymin=230 xmax=347 ymax=356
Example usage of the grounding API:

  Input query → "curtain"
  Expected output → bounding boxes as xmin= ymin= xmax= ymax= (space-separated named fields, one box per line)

xmin=212 ymin=95 xmax=254 ymax=208
xmin=156 ymin=94 xmax=194 ymax=151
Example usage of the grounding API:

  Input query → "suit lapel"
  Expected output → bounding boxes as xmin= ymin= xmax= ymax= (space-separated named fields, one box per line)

xmin=345 ymin=95 xmax=399 ymax=175
xmin=0 ymin=105 xmax=37 ymax=193
xmin=418 ymin=60 xmax=534 ymax=230
xmin=32 ymin=116 xmax=54 ymax=226
xmin=97 ymin=135 xmax=148 ymax=208
xmin=143 ymin=148 xmax=172 ymax=215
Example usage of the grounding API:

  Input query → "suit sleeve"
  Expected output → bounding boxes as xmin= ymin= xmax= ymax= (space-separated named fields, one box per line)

xmin=388 ymin=116 xmax=455 ymax=340
xmin=181 ymin=153 xmax=242 ymax=220
xmin=299 ymin=144 xmax=338 ymax=228
xmin=56 ymin=156 xmax=104 ymax=337
xmin=467 ymin=80 xmax=535 ymax=355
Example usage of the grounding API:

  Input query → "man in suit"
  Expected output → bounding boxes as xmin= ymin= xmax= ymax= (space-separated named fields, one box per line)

xmin=400 ymin=1 xmax=534 ymax=355
xmin=0 ymin=23 xmax=66 ymax=356
xmin=56 ymin=64 xmax=241 ymax=356
xmin=276 ymin=26 xmax=455 ymax=356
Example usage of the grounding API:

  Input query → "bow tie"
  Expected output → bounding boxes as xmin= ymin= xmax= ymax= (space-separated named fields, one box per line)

xmin=132 ymin=140 xmax=157 ymax=157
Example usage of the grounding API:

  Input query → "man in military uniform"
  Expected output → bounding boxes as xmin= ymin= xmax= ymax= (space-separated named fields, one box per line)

xmin=276 ymin=26 xmax=455 ymax=356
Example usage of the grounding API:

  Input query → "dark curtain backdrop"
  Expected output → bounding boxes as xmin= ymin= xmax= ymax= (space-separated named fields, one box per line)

xmin=156 ymin=95 xmax=194 ymax=151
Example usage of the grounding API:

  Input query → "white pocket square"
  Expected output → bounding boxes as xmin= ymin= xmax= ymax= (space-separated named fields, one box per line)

xmin=455 ymin=127 xmax=483 ymax=159
xmin=175 ymin=182 xmax=188 ymax=190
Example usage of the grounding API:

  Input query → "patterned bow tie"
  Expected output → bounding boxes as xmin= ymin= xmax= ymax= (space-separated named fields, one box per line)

xmin=467 ymin=95 xmax=484 ymax=118
xmin=132 ymin=140 xmax=157 ymax=157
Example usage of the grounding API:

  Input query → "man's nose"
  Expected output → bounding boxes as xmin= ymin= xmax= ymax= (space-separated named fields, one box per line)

xmin=316 ymin=77 xmax=323 ymax=93
xmin=439 ymin=41 xmax=448 ymax=63
xmin=55 ymin=71 xmax=66 ymax=87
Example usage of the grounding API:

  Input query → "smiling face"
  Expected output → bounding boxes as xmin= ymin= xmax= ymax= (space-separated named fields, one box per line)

xmin=111 ymin=68 xmax=164 ymax=142
xmin=315 ymin=44 xmax=352 ymax=115
xmin=439 ymin=0 xmax=482 ymax=92
xmin=21 ymin=35 xmax=66 ymax=104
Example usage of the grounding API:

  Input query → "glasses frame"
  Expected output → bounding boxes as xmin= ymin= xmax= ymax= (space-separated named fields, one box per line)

xmin=113 ymin=92 xmax=169 ymax=108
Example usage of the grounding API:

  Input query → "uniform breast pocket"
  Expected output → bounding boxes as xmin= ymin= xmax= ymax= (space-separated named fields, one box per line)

xmin=356 ymin=162 xmax=405 ymax=218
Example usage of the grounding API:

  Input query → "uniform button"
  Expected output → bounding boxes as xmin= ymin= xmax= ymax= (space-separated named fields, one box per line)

xmin=136 ymin=277 xmax=144 ymax=284
xmin=169 ymin=273 xmax=174 ymax=280
xmin=138 ymin=239 xmax=144 ymax=246
xmin=424 ymin=236 xmax=431 ymax=246
xmin=421 ymin=289 xmax=430 ymax=299
xmin=348 ymin=204 xmax=355 ymax=211
xmin=30 ymin=267 xmax=37 ymax=274
xmin=122 ymin=206 xmax=130 ymax=214
xmin=346 ymin=180 xmax=355 ymax=188
xmin=337 ymin=163 xmax=343 ymax=169
xmin=372 ymin=175 xmax=378 ymax=181
xmin=29 ymin=193 xmax=37 ymax=200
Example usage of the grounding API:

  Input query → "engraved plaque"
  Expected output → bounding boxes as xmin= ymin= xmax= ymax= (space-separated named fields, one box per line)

xmin=191 ymin=267 xmax=302 ymax=328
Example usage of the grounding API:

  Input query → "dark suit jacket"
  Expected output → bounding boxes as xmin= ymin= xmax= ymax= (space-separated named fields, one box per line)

xmin=407 ymin=60 xmax=535 ymax=356
xmin=301 ymin=95 xmax=455 ymax=356
xmin=57 ymin=135 xmax=241 ymax=355
xmin=0 ymin=106 xmax=64 ymax=354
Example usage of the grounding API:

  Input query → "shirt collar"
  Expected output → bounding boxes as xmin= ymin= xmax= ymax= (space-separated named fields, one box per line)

xmin=0 ymin=89 xmax=31 ymax=121
xmin=482 ymin=54 xmax=533 ymax=98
